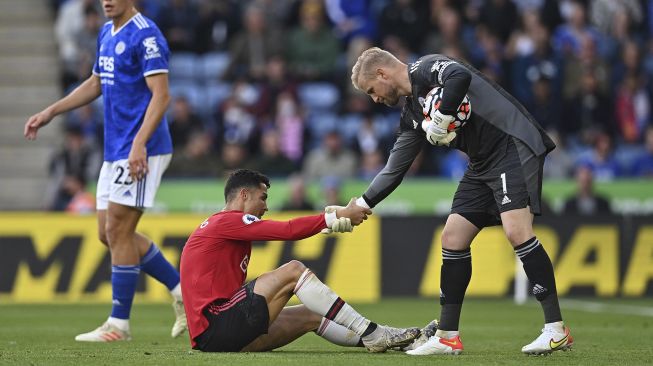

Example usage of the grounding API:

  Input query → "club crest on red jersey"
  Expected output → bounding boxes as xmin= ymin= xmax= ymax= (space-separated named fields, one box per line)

xmin=242 ymin=214 xmax=260 ymax=225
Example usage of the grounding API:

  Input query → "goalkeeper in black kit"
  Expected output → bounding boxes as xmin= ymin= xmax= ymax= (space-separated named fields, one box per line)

xmin=348 ymin=47 xmax=573 ymax=356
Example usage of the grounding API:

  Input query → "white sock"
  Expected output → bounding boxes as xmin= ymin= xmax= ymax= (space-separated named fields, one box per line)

xmin=170 ymin=283 xmax=182 ymax=301
xmin=544 ymin=321 xmax=564 ymax=333
xmin=294 ymin=269 xmax=371 ymax=336
xmin=107 ymin=317 xmax=130 ymax=331
xmin=436 ymin=329 xmax=459 ymax=338
xmin=316 ymin=318 xmax=361 ymax=347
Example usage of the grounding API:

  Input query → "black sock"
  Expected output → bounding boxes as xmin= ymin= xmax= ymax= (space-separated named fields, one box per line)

xmin=439 ymin=248 xmax=472 ymax=331
xmin=361 ymin=322 xmax=378 ymax=337
xmin=515 ymin=237 xmax=562 ymax=323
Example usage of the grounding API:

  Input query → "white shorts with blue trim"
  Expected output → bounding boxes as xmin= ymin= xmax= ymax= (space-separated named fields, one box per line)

xmin=96 ymin=154 xmax=171 ymax=210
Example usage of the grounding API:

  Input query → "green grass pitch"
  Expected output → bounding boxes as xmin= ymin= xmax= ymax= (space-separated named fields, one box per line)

xmin=1 ymin=298 xmax=652 ymax=365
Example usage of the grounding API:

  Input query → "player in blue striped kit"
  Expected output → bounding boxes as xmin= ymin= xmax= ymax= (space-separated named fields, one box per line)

xmin=24 ymin=0 xmax=185 ymax=342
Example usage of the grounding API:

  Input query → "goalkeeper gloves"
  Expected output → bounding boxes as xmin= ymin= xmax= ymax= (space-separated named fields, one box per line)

xmin=321 ymin=205 xmax=353 ymax=234
xmin=422 ymin=110 xmax=457 ymax=146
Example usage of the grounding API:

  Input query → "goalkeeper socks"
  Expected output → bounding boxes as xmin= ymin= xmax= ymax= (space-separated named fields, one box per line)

xmin=110 ymin=265 xmax=140 ymax=320
xmin=294 ymin=269 xmax=371 ymax=336
xmin=439 ymin=248 xmax=472 ymax=331
xmin=316 ymin=318 xmax=363 ymax=347
xmin=515 ymin=237 xmax=562 ymax=323
xmin=140 ymin=243 xmax=181 ymax=294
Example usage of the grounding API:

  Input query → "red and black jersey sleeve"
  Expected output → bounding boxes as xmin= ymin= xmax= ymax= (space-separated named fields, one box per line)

xmin=201 ymin=211 xmax=328 ymax=243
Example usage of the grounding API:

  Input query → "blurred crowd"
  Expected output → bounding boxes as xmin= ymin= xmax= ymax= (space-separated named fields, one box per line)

xmin=47 ymin=0 xmax=653 ymax=212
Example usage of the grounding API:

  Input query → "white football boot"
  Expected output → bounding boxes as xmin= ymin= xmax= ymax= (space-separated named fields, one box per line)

xmin=522 ymin=322 xmax=573 ymax=355
xmin=402 ymin=319 xmax=439 ymax=351
xmin=171 ymin=298 xmax=188 ymax=338
xmin=74 ymin=322 xmax=131 ymax=342
xmin=362 ymin=325 xmax=421 ymax=353
xmin=406 ymin=330 xmax=463 ymax=355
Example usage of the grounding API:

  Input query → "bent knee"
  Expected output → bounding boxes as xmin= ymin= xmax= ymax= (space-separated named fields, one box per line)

xmin=283 ymin=260 xmax=307 ymax=278
xmin=504 ymin=227 xmax=534 ymax=246
xmin=274 ymin=260 xmax=308 ymax=291
xmin=441 ymin=228 xmax=469 ymax=250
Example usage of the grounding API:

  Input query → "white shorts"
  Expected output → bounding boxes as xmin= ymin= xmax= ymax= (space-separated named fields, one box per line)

xmin=96 ymin=154 xmax=171 ymax=210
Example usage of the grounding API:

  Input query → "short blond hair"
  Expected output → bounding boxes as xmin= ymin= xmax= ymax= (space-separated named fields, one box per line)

xmin=351 ymin=47 xmax=402 ymax=90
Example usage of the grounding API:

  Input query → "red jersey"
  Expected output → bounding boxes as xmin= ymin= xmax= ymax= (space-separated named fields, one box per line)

xmin=180 ymin=210 xmax=328 ymax=347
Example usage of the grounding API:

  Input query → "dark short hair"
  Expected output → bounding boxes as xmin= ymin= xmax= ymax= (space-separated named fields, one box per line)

xmin=224 ymin=169 xmax=270 ymax=202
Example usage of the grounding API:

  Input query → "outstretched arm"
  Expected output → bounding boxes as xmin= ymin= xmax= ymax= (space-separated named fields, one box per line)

xmin=359 ymin=129 xmax=424 ymax=208
xmin=220 ymin=213 xmax=333 ymax=242
xmin=24 ymin=74 xmax=101 ymax=140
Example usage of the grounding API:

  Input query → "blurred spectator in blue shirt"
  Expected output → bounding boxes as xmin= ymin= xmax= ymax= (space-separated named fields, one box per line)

xmin=507 ymin=9 xmax=562 ymax=107
xmin=552 ymin=0 xmax=602 ymax=58
xmin=66 ymin=103 xmax=102 ymax=147
xmin=324 ymin=0 xmax=376 ymax=45
xmin=439 ymin=150 xmax=469 ymax=181
xmin=632 ymin=125 xmax=653 ymax=176
xmin=359 ymin=149 xmax=385 ymax=181
xmin=577 ymin=132 xmax=622 ymax=181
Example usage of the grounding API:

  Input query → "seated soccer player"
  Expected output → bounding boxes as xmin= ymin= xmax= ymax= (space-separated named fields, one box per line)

xmin=180 ymin=169 xmax=420 ymax=352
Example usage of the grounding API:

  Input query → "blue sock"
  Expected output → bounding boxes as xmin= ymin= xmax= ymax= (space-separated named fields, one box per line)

xmin=110 ymin=265 xmax=140 ymax=320
xmin=140 ymin=243 xmax=180 ymax=291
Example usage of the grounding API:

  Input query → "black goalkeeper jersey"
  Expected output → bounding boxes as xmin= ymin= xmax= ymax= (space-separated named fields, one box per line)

xmin=362 ymin=54 xmax=556 ymax=208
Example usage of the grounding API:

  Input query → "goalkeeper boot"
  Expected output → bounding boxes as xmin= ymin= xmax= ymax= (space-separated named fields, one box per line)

xmin=362 ymin=325 xmax=420 ymax=353
xmin=402 ymin=319 xmax=439 ymax=351
xmin=522 ymin=322 xmax=573 ymax=355
xmin=171 ymin=298 xmax=188 ymax=338
xmin=406 ymin=330 xmax=463 ymax=355
xmin=74 ymin=322 xmax=131 ymax=342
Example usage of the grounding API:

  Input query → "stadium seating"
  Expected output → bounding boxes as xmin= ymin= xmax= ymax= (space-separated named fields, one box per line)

xmin=200 ymin=52 xmax=230 ymax=81
xmin=168 ymin=52 xmax=200 ymax=82
xmin=298 ymin=82 xmax=340 ymax=112
xmin=203 ymin=81 xmax=232 ymax=116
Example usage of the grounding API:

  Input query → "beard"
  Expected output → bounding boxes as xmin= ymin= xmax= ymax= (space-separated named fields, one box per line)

xmin=384 ymin=89 xmax=400 ymax=106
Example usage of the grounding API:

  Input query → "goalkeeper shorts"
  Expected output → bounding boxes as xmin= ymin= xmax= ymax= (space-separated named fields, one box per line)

xmin=451 ymin=137 xmax=544 ymax=228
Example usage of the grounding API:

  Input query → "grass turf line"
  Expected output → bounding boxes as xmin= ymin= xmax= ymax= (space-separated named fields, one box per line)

xmin=0 ymin=298 xmax=651 ymax=365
